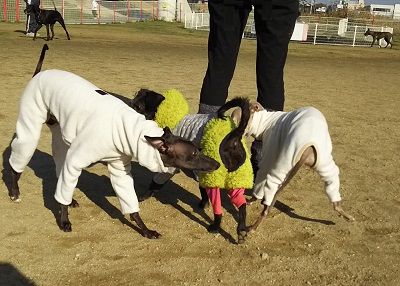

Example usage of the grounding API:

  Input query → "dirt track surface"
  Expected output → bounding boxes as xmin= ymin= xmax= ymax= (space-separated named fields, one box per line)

xmin=0 ymin=22 xmax=399 ymax=285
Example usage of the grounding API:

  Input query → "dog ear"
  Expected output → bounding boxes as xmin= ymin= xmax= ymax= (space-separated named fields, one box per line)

xmin=163 ymin=127 xmax=172 ymax=135
xmin=231 ymin=108 xmax=242 ymax=126
xmin=131 ymin=89 xmax=165 ymax=120
xmin=250 ymin=102 xmax=264 ymax=112
xmin=144 ymin=136 xmax=169 ymax=154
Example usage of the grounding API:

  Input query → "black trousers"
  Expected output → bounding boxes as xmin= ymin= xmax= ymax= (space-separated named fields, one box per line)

xmin=25 ymin=0 xmax=40 ymax=33
xmin=199 ymin=0 xmax=299 ymax=111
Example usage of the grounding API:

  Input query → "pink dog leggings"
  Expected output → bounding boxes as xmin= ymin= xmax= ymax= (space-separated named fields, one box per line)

xmin=206 ymin=188 xmax=246 ymax=215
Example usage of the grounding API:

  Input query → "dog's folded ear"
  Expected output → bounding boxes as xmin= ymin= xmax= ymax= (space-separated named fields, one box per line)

xmin=144 ymin=136 xmax=168 ymax=154
xmin=251 ymin=102 xmax=264 ymax=113
xmin=162 ymin=127 xmax=173 ymax=138
xmin=131 ymin=89 xmax=165 ymax=120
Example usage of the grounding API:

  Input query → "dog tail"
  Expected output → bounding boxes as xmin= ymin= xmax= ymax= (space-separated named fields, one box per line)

xmin=33 ymin=44 xmax=49 ymax=77
xmin=217 ymin=97 xmax=251 ymax=138
xmin=52 ymin=0 xmax=57 ymax=10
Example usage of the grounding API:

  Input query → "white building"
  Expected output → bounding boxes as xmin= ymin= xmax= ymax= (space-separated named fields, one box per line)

xmin=370 ymin=4 xmax=395 ymax=17
xmin=394 ymin=4 xmax=400 ymax=20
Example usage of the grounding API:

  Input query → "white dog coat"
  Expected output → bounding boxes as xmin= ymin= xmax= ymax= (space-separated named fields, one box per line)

xmin=9 ymin=69 xmax=174 ymax=214
xmin=249 ymin=107 xmax=342 ymax=206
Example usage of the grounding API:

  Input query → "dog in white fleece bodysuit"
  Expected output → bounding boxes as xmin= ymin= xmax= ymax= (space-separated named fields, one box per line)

xmin=232 ymin=104 xmax=355 ymax=231
xmin=8 ymin=69 xmax=219 ymax=238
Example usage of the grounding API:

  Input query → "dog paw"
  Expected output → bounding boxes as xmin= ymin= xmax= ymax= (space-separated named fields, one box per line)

xmin=237 ymin=230 xmax=248 ymax=244
xmin=69 ymin=199 xmax=79 ymax=208
xmin=142 ymin=229 xmax=161 ymax=239
xmin=10 ymin=196 xmax=21 ymax=203
xmin=61 ymin=221 xmax=72 ymax=232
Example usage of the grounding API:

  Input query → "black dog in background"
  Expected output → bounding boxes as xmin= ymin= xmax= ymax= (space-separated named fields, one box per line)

xmin=364 ymin=28 xmax=393 ymax=48
xmin=24 ymin=0 xmax=70 ymax=41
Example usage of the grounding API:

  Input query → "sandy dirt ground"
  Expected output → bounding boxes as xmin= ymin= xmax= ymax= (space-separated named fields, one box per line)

xmin=0 ymin=22 xmax=399 ymax=286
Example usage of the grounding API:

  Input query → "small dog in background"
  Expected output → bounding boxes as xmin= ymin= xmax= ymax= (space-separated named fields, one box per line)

xmin=24 ymin=0 xmax=70 ymax=41
xmin=364 ymin=28 xmax=393 ymax=48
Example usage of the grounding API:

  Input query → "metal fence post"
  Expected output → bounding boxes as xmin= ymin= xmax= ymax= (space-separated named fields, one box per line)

xmin=313 ymin=23 xmax=318 ymax=45
xmin=80 ymin=0 xmax=82 ymax=24
xmin=62 ymin=0 xmax=64 ymax=19
xmin=98 ymin=1 xmax=101 ymax=24
xmin=352 ymin=25 xmax=357 ymax=47
xmin=140 ymin=0 xmax=142 ymax=21
xmin=113 ymin=2 xmax=116 ymax=23
xmin=16 ymin=0 xmax=20 ymax=22
xmin=127 ymin=1 xmax=130 ymax=22
xmin=2 ymin=0 xmax=7 ymax=22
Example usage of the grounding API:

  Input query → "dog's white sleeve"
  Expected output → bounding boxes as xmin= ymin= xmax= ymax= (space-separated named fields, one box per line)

xmin=107 ymin=159 xmax=140 ymax=214
xmin=54 ymin=151 xmax=84 ymax=206
xmin=315 ymin=157 xmax=341 ymax=203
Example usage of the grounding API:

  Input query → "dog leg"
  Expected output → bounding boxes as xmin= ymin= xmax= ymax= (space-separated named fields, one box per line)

xmin=332 ymin=201 xmax=355 ymax=221
xmin=237 ymin=204 xmax=247 ymax=244
xmin=59 ymin=203 xmax=72 ymax=232
xmin=45 ymin=25 xmax=50 ymax=41
xmin=249 ymin=147 xmax=315 ymax=232
xmin=138 ymin=180 xmax=163 ymax=202
xmin=198 ymin=187 xmax=209 ymax=209
xmin=10 ymin=167 xmax=22 ymax=202
xmin=207 ymin=213 xmax=222 ymax=233
xmin=129 ymin=212 xmax=161 ymax=239
xmin=248 ymin=204 xmax=270 ymax=232
xmin=58 ymin=19 xmax=70 ymax=40
xmin=50 ymin=24 xmax=55 ymax=40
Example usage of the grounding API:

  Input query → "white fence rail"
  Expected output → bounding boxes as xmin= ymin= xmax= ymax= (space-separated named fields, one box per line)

xmin=184 ymin=12 xmax=394 ymax=47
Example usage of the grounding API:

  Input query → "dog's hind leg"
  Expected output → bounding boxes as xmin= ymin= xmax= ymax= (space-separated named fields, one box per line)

xmin=248 ymin=146 xmax=316 ymax=232
xmin=9 ymin=76 xmax=49 ymax=201
xmin=50 ymin=24 xmax=55 ymax=40
xmin=58 ymin=19 xmax=70 ymax=40
xmin=45 ymin=24 xmax=51 ymax=41
xmin=384 ymin=36 xmax=392 ymax=48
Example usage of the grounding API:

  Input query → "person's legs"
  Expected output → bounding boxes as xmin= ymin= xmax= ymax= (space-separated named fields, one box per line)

xmin=250 ymin=0 xmax=298 ymax=173
xmin=198 ymin=1 xmax=252 ymax=114
xmin=254 ymin=0 xmax=299 ymax=111
xmin=26 ymin=0 xmax=40 ymax=34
